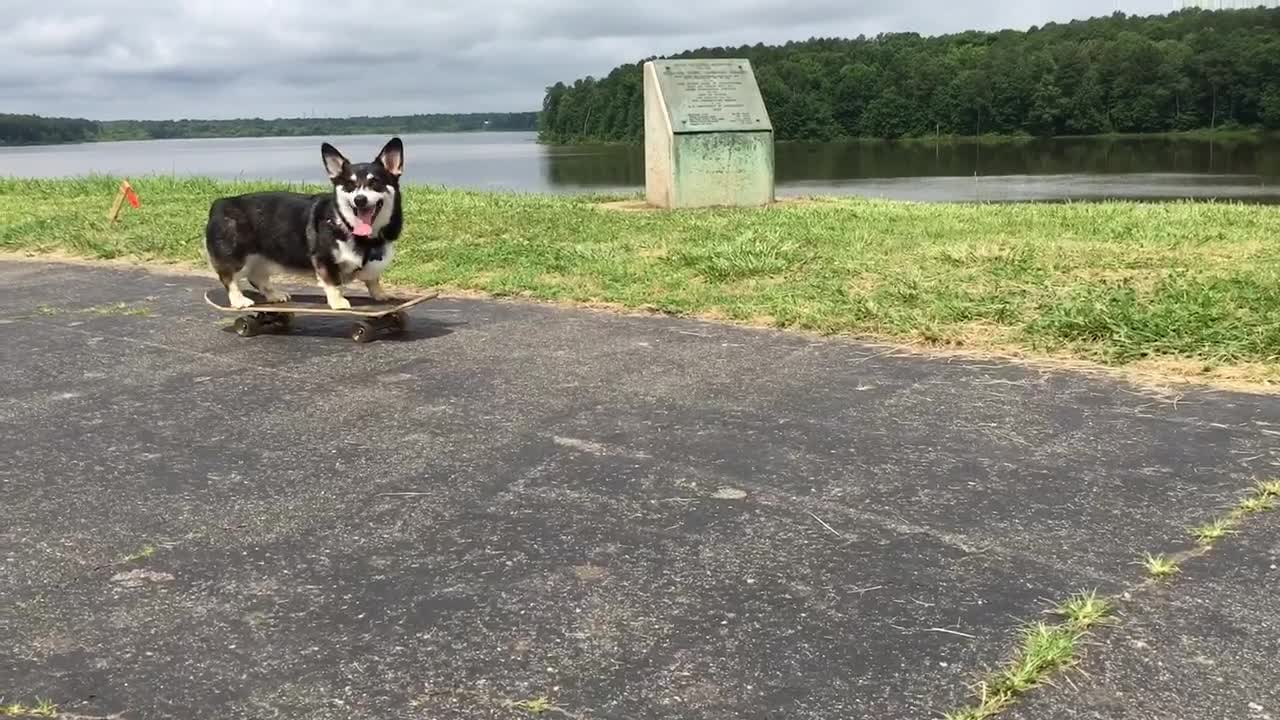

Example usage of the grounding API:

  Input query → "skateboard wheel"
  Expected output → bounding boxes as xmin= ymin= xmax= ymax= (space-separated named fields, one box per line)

xmin=389 ymin=311 xmax=408 ymax=333
xmin=351 ymin=320 xmax=375 ymax=343
xmin=234 ymin=316 xmax=260 ymax=337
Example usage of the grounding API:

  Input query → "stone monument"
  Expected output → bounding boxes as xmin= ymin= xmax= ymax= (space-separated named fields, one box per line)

xmin=643 ymin=58 xmax=774 ymax=209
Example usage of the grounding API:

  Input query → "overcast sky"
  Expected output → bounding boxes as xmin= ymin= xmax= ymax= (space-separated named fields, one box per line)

xmin=2 ymin=0 xmax=1174 ymax=120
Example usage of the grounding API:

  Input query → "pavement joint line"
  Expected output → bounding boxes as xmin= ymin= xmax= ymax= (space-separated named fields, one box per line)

xmin=748 ymin=490 xmax=1119 ymax=586
xmin=414 ymin=688 xmax=589 ymax=719
xmin=6 ymin=316 xmax=309 ymax=379
xmin=939 ymin=476 xmax=1280 ymax=720
xmin=647 ymin=486 xmax=1076 ymax=575
xmin=490 ymin=480 xmax=1118 ymax=586
xmin=459 ymin=439 xmax=1086 ymax=580
xmin=0 ymin=695 xmax=125 ymax=720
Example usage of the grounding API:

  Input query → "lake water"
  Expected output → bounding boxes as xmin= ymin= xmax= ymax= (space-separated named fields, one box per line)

xmin=3 ymin=131 xmax=1279 ymax=203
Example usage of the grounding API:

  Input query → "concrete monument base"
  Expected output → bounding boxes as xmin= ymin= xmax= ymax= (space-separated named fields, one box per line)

xmin=643 ymin=59 xmax=775 ymax=209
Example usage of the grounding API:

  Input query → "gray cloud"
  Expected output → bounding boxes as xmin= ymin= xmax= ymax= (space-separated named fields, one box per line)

xmin=0 ymin=0 xmax=1171 ymax=120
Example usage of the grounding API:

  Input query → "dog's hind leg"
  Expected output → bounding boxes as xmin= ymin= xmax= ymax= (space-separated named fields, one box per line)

xmin=205 ymin=203 xmax=255 ymax=309
xmin=247 ymin=260 xmax=290 ymax=304
xmin=214 ymin=267 xmax=255 ymax=309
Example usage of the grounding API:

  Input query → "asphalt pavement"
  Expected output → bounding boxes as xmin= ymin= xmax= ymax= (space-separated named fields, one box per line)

xmin=2 ymin=259 xmax=1277 ymax=720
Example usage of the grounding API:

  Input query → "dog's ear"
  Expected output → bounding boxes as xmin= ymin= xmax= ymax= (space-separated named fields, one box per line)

xmin=321 ymin=142 xmax=351 ymax=181
xmin=376 ymin=137 xmax=404 ymax=177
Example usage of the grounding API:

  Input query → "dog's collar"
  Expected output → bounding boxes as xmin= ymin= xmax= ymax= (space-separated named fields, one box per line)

xmin=327 ymin=211 xmax=356 ymax=236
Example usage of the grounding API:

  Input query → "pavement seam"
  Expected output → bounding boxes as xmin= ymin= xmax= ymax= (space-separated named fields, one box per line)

xmin=414 ymin=689 xmax=589 ymax=719
xmin=748 ymin=489 xmax=1119 ymax=586
xmin=0 ymin=696 xmax=123 ymax=720
xmin=938 ymin=476 xmax=1280 ymax=720
xmin=6 ymin=317 xmax=310 ymax=379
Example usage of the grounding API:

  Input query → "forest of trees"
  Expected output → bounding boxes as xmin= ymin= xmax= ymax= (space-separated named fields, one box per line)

xmin=0 ymin=112 xmax=538 ymax=146
xmin=0 ymin=114 xmax=100 ymax=145
xmin=538 ymin=7 xmax=1280 ymax=143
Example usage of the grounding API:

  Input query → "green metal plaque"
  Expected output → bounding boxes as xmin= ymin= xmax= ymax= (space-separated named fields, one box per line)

xmin=644 ymin=58 xmax=775 ymax=208
xmin=651 ymin=59 xmax=772 ymax=134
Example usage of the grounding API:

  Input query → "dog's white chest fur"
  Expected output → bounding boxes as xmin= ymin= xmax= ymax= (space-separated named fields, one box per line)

xmin=332 ymin=238 xmax=394 ymax=282
xmin=332 ymin=238 xmax=365 ymax=273
xmin=355 ymin=242 xmax=394 ymax=282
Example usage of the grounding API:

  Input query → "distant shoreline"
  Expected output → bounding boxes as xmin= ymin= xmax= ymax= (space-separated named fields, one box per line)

xmin=534 ymin=129 xmax=1278 ymax=147
xmin=0 ymin=127 xmax=536 ymax=149
xmin=0 ymin=111 xmax=540 ymax=147
xmin=6 ymin=128 xmax=1275 ymax=150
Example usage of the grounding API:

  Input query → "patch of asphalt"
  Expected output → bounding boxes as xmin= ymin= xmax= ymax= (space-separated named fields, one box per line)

xmin=7 ymin=493 xmax=1093 ymax=719
xmin=1006 ymin=512 xmax=1280 ymax=720
xmin=2 ymin=259 xmax=1277 ymax=719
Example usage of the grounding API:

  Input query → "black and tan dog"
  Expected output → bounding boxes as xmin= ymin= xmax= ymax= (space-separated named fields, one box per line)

xmin=204 ymin=137 xmax=404 ymax=310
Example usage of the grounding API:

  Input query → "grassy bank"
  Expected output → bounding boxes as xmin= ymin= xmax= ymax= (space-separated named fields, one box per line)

xmin=2 ymin=177 xmax=1278 ymax=387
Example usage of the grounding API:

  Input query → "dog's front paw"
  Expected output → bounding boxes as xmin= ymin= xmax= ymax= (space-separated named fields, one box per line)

xmin=265 ymin=289 xmax=291 ymax=303
xmin=230 ymin=295 xmax=255 ymax=309
xmin=328 ymin=296 xmax=352 ymax=311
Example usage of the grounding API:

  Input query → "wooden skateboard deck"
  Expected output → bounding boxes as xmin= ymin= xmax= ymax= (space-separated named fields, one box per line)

xmin=204 ymin=288 xmax=439 ymax=342
xmin=204 ymin=289 xmax=437 ymax=317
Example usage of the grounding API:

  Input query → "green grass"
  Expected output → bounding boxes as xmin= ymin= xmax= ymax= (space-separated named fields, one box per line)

xmin=1255 ymin=479 xmax=1280 ymax=498
xmin=946 ymin=476 xmax=1274 ymax=720
xmin=119 ymin=544 xmax=157 ymax=564
xmin=1235 ymin=495 xmax=1276 ymax=515
xmin=0 ymin=698 xmax=57 ymax=718
xmin=33 ymin=301 xmax=151 ymax=317
xmin=4 ymin=176 xmax=1279 ymax=383
xmin=1055 ymin=591 xmax=1113 ymax=630
xmin=85 ymin=302 xmax=153 ymax=317
xmin=1141 ymin=552 xmax=1181 ymax=579
xmin=944 ymin=591 xmax=1113 ymax=720
xmin=1230 ymin=480 xmax=1280 ymax=518
xmin=1190 ymin=518 xmax=1235 ymax=545
xmin=509 ymin=697 xmax=555 ymax=715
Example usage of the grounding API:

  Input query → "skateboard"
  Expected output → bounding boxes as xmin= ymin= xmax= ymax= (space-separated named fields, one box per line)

xmin=204 ymin=288 xmax=439 ymax=343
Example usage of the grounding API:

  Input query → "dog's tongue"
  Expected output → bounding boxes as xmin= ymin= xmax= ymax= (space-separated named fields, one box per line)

xmin=353 ymin=208 xmax=375 ymax=237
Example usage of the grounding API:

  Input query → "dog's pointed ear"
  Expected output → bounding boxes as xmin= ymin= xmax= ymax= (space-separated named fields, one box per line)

xmin=321 ymin=142 xmax=350 ymax=181
xmin=376 ymin=137 xmax=404 ymax=177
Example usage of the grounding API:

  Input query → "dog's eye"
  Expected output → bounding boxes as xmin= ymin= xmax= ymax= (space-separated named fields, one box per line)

xmin=369 ymin=179 xmax=384 ymax=192
xmin=342 ymin=182 xmax=356 ymax=192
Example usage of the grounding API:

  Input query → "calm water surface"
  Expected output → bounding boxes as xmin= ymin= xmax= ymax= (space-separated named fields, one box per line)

xmin=4 ymin=131 xmax=1278 ymax=203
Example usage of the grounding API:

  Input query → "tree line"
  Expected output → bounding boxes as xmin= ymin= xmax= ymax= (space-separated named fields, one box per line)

xmin=0 ymin=114 xmax=99 ymax=145
xmin=538 ymin=7 xmax=1280 ymax=143
xmin=0 ymin=112 xmax=539 ymax=146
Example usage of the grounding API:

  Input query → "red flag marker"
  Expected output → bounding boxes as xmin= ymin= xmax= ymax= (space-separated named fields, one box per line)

xmin=108 ymin=179 xmax=141 ymax=221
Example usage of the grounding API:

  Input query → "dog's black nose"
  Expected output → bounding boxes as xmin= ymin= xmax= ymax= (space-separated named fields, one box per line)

xmin=353 ymin=195 xmax=368 ymax=208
